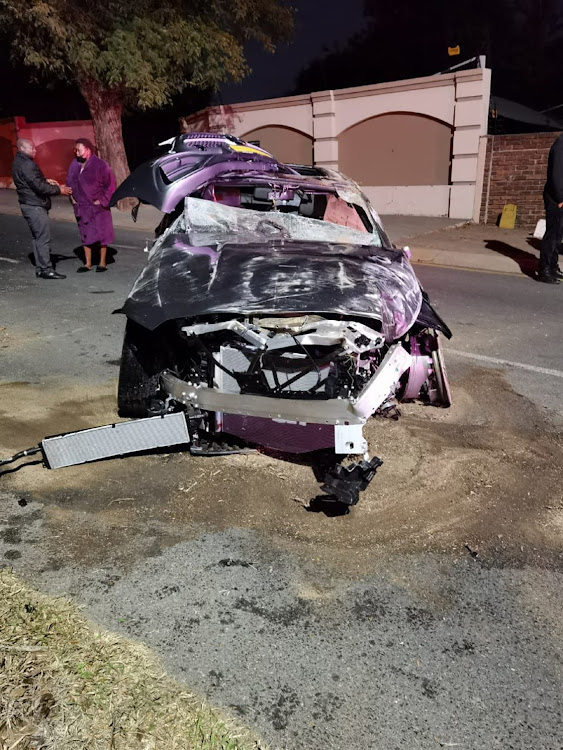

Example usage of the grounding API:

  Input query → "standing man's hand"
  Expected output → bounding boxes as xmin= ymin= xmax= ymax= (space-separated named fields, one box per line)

xmin=47 ymin=179 xmax=60 ymax=186
xmin=558 ymin=202 xmax=563 ymax=209
xmin=60 ymin=185 xmax=72 ymax=196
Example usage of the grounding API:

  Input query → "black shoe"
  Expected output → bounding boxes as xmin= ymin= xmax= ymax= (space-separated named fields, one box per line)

xmin=96 ymin=265 xmax=107 ymax=273
xmin=554 ymin=267 xmax=563 ymax=279
xmin=537 ymin=272 xmax=560 ymax=284
xmin=37 ymin=270 xmax=66 ymax=280
xmin=77 ymin=266 xmax=92 ymax=273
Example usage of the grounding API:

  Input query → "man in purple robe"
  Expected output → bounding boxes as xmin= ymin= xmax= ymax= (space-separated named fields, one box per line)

xmin=66 ymin=138 xmax=116 ymax=273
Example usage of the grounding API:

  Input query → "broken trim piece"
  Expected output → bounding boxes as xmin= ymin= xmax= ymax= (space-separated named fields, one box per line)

xmin=182 ymin=320 xmax=268 ymax=349
xmin=352 ymin=344 xmax=412 ymax=418
xmin=161 ymin=371 xmax=365 ymax=425
xmin=181 ymin=318 xmax=385 ymax=355
xmin=161 ymin=344 xmax=412 ymax=426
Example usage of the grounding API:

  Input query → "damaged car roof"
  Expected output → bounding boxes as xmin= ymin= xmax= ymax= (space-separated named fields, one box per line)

xmin=111 ymin=133 xmax=299 ymax=212
xmin=110 ymin=132 xmax=388 ymax=231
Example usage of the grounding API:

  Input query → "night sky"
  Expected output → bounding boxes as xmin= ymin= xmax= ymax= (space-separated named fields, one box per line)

xmin=219 ymin=0 xmax=366 ymax=103
xmin=1 ymin=0 xmax=562 ymax=163
xmin=0 ymin=1 xmax=366 ymax=118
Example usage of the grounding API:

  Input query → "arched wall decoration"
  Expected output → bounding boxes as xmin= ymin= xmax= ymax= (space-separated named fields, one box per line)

xmin=240 ymin=125 xmax=314 ymax=166
xmin=337 ymin=112 xmax=453 ymax=187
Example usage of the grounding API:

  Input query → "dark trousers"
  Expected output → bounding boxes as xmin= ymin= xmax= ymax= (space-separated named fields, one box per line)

xmin=20 ymin=204 xmax=53 ymax=273
xmin=540 ymin=195 xmax=562 ymax=275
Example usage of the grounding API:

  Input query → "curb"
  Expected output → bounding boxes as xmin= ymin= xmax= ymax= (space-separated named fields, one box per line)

xmin=409 ymin=245 xmax=532 ymax=275
xmin=395 ymin=219 xmax=470 ymax=245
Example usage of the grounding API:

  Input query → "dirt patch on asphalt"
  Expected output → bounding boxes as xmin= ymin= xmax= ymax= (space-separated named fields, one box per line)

xmin=0 ymin=371 xmax=562 ymax=575
xmin=0 ymin=325 xmax=44 ymax=352
xmin=0 ymin=326 xmax=21 ymax=350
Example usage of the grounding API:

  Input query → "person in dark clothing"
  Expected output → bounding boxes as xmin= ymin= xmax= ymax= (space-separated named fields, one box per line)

xmin=12 ymin=138 xmax=72 ymax=279
xmin=539 ymin=133 xmax=563 ymax=284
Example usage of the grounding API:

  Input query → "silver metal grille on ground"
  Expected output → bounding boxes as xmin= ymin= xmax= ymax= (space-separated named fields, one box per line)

xmin=41 ymin=412 xmax=190 ymax=469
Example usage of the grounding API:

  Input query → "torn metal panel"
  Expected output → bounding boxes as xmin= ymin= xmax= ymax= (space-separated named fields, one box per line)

xmin=181 ymin=318 xmax=384 ymax=354
xmin=353 ymin=344 xmax=412 ymax=418
xmin=123 ymin=236 xmax=422 ymax=340
xmin=183 ymin=319 xmax=268 ymax=349
xmin=110 ymin=133 xmax=287 ymax=211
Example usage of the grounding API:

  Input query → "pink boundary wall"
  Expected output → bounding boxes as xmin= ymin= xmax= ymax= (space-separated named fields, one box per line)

xmin=181 ymin=69 xmax=491 ymax=219
xmin=0 ymin=116 xmax=95 ymax=187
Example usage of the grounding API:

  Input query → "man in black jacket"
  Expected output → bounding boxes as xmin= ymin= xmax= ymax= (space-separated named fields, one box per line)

xmin=12 ymin=139 xmax=72 ymax=279
xmin=539 ymin=133 xmax=563 ymax=284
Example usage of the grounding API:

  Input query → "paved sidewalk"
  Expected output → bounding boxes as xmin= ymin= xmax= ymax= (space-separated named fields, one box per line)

xmin=0 ymin=188 xmax=550 ymax=277
xmin=382 ymin=214 xmax=549 ymax=276
xmin=403 ymin=222 xmax=547 ymax=276
xmin=380 ymin=215 xmax=462 ymax=244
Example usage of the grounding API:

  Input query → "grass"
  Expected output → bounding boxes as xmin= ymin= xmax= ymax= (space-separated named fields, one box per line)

xmin=0 ymin=569 xmax=266 ymax=750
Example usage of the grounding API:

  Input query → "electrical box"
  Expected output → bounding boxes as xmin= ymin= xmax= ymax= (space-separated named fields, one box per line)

xmin=499 ymin=203 xmax=517 ymax=229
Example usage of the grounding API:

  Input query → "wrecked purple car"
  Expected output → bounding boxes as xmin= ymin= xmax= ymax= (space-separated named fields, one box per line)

xmin=111 ymin=133 xmax=452 ymax=506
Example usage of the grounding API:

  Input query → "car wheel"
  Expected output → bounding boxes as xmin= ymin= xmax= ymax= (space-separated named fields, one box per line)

xmin=117 ymin=320 xmax=167 ymax=418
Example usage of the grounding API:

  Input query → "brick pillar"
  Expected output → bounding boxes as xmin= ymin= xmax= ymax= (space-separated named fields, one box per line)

xmin=479 ymin=132 xmax=558 ymax=226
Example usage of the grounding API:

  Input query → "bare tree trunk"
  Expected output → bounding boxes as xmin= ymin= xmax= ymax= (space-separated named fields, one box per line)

xmin=79 ymin=78 xmax=131 ymax=206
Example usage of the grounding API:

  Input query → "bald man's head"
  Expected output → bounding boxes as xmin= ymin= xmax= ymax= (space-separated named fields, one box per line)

xmin=17 ymin=139 xmax=36 ymax=158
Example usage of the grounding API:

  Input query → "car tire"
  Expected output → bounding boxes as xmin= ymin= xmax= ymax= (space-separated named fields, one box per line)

xmin=117 ymin=320 xmax=167 ymax=418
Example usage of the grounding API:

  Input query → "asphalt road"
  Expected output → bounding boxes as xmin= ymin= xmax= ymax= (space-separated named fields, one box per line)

xmin=414 ymin=264 xmax=563 ymax=428
xmin=1 ymin=214 xmax=563 ymax=750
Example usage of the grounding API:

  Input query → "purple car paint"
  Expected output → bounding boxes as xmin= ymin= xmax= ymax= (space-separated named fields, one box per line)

xmin=113 ymin=133 xmax=452 ymax=507
xmin=221 ymin=414 xmax=335 ymax=453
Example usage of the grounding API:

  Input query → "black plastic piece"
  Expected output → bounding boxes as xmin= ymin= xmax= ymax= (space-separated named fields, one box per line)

xmin=146 ymin=399 xmax=168 ymax=417
xmin=188 ymin=427 xmax=256 ymax=456
xmin=321 ymin=456 xmax=383 ymax=506
xmin=190 ymin=439 xmax=255 ymax=456
xmin=416 ymin=292 xmax=453 ymax=339
xmin=117 ymin=320 xmax=167 ymax=418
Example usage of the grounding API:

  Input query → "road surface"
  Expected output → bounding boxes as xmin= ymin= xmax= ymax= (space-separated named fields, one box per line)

xmin=1 ymin=215 xmax=562 ymax=750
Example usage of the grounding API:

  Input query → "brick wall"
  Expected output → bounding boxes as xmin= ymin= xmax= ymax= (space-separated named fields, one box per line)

xmin=480 ymin=132 xmax=560 ymax=226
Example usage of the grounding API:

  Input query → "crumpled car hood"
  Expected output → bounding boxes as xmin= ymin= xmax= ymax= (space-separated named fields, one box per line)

xmin=122 ymin=235 xmax=423 ymax=340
